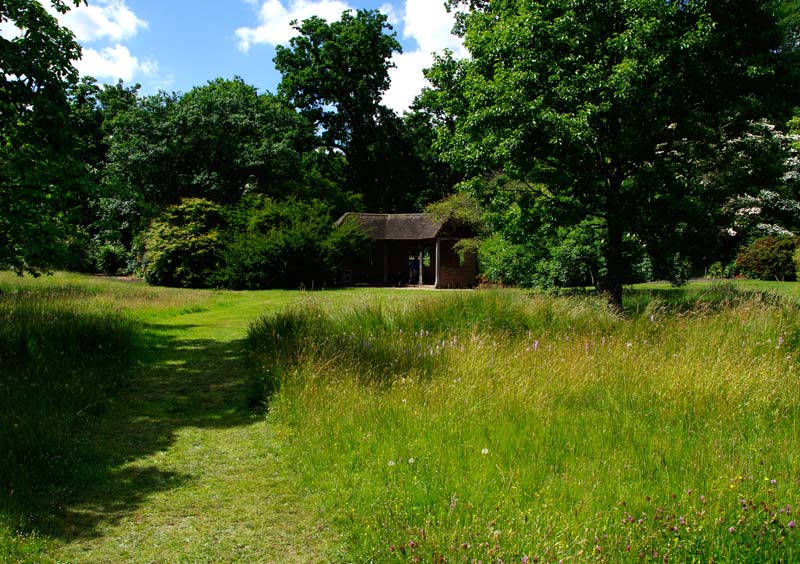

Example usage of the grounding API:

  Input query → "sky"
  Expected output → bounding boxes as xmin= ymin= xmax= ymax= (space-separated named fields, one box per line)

xmin=41 ymin=0 xmax=468 ymax=114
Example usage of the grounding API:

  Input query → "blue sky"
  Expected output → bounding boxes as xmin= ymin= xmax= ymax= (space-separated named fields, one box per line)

xmin=48 ymin=0 xmax=467 ymax=113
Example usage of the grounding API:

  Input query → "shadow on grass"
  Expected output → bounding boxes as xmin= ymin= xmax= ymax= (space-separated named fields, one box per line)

xmin=28 ymin=322 xmax=263 ymax=543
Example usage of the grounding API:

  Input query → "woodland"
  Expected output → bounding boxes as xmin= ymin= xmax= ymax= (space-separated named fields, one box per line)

xmin=4 ymin=0 xmax=800 ymax=308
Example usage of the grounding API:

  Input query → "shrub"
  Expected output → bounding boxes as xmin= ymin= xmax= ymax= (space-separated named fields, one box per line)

xmin=794 ymin=247 xmax=800 ymax=281
xmin=478 ymin=235 xmax=541 ymax=287
xmin=91 ymin=242 xmax=128 ymax=275
xmin=735 ymin=236 xmax=797 ymax=281
xmin=213 ymin=197 xmax=369 ymax=290
xmin=142 ymin=198 xmax=226 ymax=288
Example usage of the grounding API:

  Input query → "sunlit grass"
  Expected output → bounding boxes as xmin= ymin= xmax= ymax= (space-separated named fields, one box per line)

xmin=0 ymin=272 xmax=406 ymax=563
xmin=4 ymin=271 xmax=800 ymax=562
xmin=250 ymin=288 xmax=800 ymax=562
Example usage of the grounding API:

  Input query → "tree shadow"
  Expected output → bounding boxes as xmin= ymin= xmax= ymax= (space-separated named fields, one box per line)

xmin=28 ymin=322 xmax=265 ymax=542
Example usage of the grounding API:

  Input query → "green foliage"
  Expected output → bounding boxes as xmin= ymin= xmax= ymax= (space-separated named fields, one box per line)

xmin=430 ymin=0 xmax=798 ymax=307
xmin=142 ymin=199 xmax=226 ymax=288
xmin=476 ymin=190 xmax=653 ymax=288
xmin=706 ymin=261 xmax=729 ymax=279
xmin=275 ymin=9 xmax=400 ymax=154
xmin=425 ymin=194 xmax=484 ymax=233
xmin=794 ymin=247 xmax=800 ymax=281
xmin=0 ymin=0 xmax=84 ymax=274
xmin=477 ymin=234 xmax=540 ymax=287
xmin=214 ymin=197 xmax=369 ymax=289
xmin=275 ymin=10 xmax=435 ymax=211
xmin=736 ymin=236 xmax=798 ymax=281
xmin=140 ymin=196 xmax=369 ymax=290
xmin=720 ymin=122 xmax=800 ymax=250
xmin=104 ymin=78 xmax=311 ymax=208
xmin=89 ymin=242 xmax=127 ymax=276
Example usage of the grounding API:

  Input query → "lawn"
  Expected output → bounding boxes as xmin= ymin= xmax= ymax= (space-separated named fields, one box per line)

xmin=1 ymin=273 xmax=799 ymax=563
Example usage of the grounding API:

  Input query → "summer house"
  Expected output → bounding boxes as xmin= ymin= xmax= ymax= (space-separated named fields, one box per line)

xmin=335 ymin=212 xmax=478 ymax=289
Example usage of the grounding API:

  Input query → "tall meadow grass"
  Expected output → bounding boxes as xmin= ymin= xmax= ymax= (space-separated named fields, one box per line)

xmin=0 ymin=288 xmax=140 ymax=502
xmin=249 ymin=289 xmax=800 ymax=563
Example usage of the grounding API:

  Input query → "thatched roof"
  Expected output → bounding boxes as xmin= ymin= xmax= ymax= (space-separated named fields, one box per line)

xmin=335 ymin=213 xmax=445 ymax=240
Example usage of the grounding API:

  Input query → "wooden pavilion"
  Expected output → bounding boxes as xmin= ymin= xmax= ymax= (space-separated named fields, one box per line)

xmin=335 ymin=213 xmax=478 ymax=288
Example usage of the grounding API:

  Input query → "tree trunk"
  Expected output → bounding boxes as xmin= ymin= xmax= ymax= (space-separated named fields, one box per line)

xmin=600 ymin=219 xmax=624 ymax=313
xmin=599 ymin=173 xmax=625 ymax=312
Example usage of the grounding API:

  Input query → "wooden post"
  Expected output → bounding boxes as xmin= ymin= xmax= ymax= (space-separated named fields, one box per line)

xmin=435 ymin=238 xmax=441 ymax=288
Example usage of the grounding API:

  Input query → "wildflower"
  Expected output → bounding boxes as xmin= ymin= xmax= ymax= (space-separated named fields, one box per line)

xmin=408 ymin=457 xmax=415 ymax=465
xmin=533 ymin=340 xmax=539 ymax=351
xmin=729 ymin=526 xmax=735 ymax=533
xmin=521 ymin=557 xmax=529 ymax=564
xmin=482 ymin=448 xmax=489 ymax=455
xmin=388 ymin=460 xmax=396 ymax=467
xmin=788 ymin=520 xmax=796 ymax=529
xmin=778 ymin=336 xmax=785 ymax=347
xmin=771 ymin=479 xmax=778 ymax=486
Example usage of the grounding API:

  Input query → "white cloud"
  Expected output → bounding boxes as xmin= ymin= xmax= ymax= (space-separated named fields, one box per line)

xmin=382 ymin=0 xmax=465 ymax=114
xmin=0 ymin=20 xmax=23 ymax=40
xmin=401 ymin=0 xmax=464 ymax=55
xmin=49 ymin=0 xmax=158 ymax=86
xmin=379 ymin=3 xmax=400 ymax=27
xmin=52 ymin=0 xmax=147 ymax=43
xmin=235 ymin=0 xmax=465 ymax=113
xmin=383 ymin=50 xmax=430 ymax=114
xmin=236 ymin=0 xmax=353 ymax=52
xmin=75 ymin=44 xmax=157 ymax=83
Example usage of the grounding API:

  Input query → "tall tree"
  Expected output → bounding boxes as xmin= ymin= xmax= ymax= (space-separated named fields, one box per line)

xmin=433 ymin=0 xmax=799 ymax=308
xmin=104 ymin=78 xmax=311 ymax=208
xmin=275 ymin=10 xmax=419 ymax=211
xmin=0 ymin=0 xmax=83 ymax=273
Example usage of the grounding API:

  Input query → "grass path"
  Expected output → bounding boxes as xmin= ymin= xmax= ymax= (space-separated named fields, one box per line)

xmin=44 ymin=291 xmax=338 ymax=563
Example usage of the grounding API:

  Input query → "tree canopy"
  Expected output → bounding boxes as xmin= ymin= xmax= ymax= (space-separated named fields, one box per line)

xmin=431 ymin=0 xmax=800 ymax=307
xmin=104 ymin=77 xmax=312 ymax=207
xmin=274 ymin=9 xmax=429 ymax=211
xmin=0 ymin=0 xmax=83 ymax=273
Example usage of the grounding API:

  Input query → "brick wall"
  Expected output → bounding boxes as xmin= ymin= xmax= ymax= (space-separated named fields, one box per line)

xmin=436 ymin=249 xmax=478 ymax=288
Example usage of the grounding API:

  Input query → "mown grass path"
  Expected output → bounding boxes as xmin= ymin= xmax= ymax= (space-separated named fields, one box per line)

xmin=45 ymin=291 xmax=338 ymax=563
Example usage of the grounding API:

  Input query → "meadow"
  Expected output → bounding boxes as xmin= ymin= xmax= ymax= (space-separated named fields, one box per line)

xmin=0 ymin=273 xmax=798 ymax=563
xmin=249 ymin=286 xmax=800 ymax=563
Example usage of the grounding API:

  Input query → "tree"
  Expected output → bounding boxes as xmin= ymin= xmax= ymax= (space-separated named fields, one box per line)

xmin=0 ymin=0 xmax=83 ymax=273
xmin=432 ymin=0 xmax=799 ymax=309
xmin=275 ymin=10 xmax=423 ymax=211
xmin=104 ymin=78 xmax=312 ymax=209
